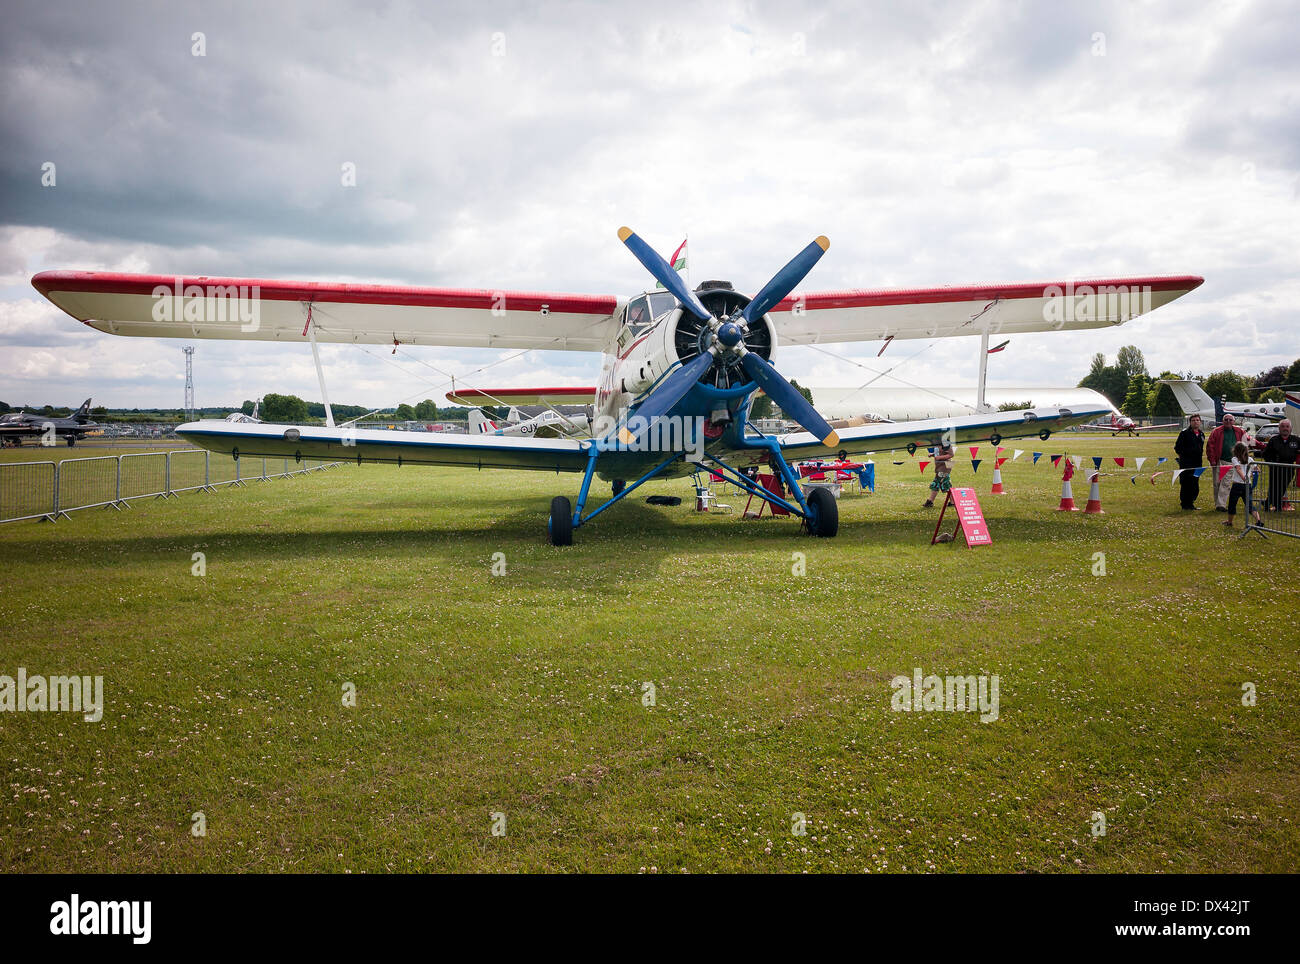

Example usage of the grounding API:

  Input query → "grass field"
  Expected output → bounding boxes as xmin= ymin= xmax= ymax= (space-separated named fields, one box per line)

xmin=2 ymin=433 xmax=1297 ymax=873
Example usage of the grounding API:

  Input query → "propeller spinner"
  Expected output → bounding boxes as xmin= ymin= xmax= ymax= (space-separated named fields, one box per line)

xmin=617 ymin=228 xmax=839 ymax=448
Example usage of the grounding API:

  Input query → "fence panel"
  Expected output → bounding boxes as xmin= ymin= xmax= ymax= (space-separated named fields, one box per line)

xmin=119 ymin=452 xmax=167 ymax=501
xmin=57 ymin=456 xmax=121 ymax=512
xmin=0 ymin=461 xmax=57 ymax=522
xmin=1245 ymin=459 xmax=1300 ymax=539
xmin=168 ymin=450 xmax=210 ymax=493
xmin=2 ymin=450 xmax=347 ymax=524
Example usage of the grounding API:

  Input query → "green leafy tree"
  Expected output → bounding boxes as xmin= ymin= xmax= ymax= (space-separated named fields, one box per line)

xmin=414 ymin=399 xmax=438 ymax=421
xmin=1121 ymin=373 xmax=1153 ymax=418
xmin=241 ymin=399 xmax=255 ymax=415
xmin=749 ymin=392 xmax=774 ymax=420
xmin=261 ymin=393 xmax=309 ymax=423
xmin=1078 ymin=353 xmax=1130 ymax=408
xmin=997 ymin=400 xmax=1033 ymax=411
xmin=395 ymin=403 xmax=416 ymax=421
xmin=1286 ymin=358 xmax=1300 ymax=387
xmin=1115 ymin=345 xmax=1147 ymax=380
xmin=1202 ymin=371 xmax=1249 ymax=404
xmin=1253 ymin=365 xmax=1287 ymax=390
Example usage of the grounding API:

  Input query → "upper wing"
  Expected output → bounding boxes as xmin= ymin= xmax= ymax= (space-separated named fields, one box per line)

xmin=446 ymin=386 xmax=598 ymax=406
xmin=31 ymin=271 xmax=620 ymax=352
xmin=770 ymin=276 xmax=1203 ymax=344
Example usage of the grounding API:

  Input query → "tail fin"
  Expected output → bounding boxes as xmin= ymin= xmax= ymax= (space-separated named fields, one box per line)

xmin=1159 ymin=379 xmax=1215 ymax=420
xmin=73 ymin=397 xmax=93 ymax=422
xmin=467 ymin=409 xmax=498 ymax=435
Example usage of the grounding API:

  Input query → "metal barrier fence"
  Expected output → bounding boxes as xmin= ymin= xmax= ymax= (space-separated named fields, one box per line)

xmin=0 ymin=450 xmax=345 ymax=524
xmin=1243 ymin=459 xmax=1300 ymax=539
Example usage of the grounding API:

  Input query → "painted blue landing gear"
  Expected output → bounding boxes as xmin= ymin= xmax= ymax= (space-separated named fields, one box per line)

xmin=548 ymin=496 xmax=573 ymax=546
xmin=804 ymin=486 xmax=838 ymax=537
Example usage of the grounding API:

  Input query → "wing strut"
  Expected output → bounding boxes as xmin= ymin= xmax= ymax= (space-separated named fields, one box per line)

xmin=302 ymin=303 xmax=335 ymax=427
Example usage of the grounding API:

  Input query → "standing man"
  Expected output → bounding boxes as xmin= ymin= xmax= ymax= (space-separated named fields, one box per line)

xmin=922 ymin=437 xmax=955 ymax=508
xmin=1206 ymin=413 xmax=1244 ymax=511
xmin=1260 ymin=418 xmax=1300 ymax=512
xmin=1174 ymin=414 xmax=1205 ymax=510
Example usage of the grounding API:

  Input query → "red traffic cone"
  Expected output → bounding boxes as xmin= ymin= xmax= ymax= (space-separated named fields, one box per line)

xmin=1057 ymin=477 xmax=1077 ymax=511
xmin=991 ymin=464 xmax=1007 ymax=494
xmin=1083 ymin=472 xmax=1104 ymax=514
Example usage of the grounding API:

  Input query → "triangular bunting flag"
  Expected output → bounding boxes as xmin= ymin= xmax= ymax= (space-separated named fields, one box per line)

xmin=971 ymin=459 xmax=982 ymax=472
xmin=1172 ymin=469 xmax=1183 ymax=483
xmin=1217 ymin=466 xmax=1230 ymax=481
xmin=1195 ymin=467 xmax=1207 ymax=478
xmin=1135 ymin=457 xmax=1146 ymax=470
xmin=1114 ymin=457 xmax=1125 ymax=468
xmin=1063 ymin=459 xmax=1075 ymax=481
xmin=1031 ymin=452 xmax=1041 ymax=464
xmin=1130 ymin=475 xmax=1138 ymax=485
xmin=919 ymin=461 xmax=930 ymax=473
xmin=996 ymin=457 xmax=1007 ymax=468
xmin=969 ymin=446 xmax=979 ymax=458
xmin=1156 ymin=457 xmax=1167 ymax=466
xmin=1091 ymin=456 xmax=1103 ymax=470
xmin=1050 ymin=455 xmax=1062 ymax=467
xmin=1014 ymin=449 xmax=1024 ymax=460
xmin=1071 ymin=455 xmax=1082 ymax=469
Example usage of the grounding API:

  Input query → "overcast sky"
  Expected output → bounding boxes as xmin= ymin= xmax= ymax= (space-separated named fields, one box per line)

xmin=1 ymin=0 xmax=1296 ymax=411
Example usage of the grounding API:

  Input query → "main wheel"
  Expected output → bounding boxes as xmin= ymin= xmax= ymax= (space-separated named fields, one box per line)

xmin=547 ymin=496 xmax=573 ymax=546
xmin=66 ymin=437 xmax=76 ymax=447
xmin=805 ymin=487 xmax=838 ymax=538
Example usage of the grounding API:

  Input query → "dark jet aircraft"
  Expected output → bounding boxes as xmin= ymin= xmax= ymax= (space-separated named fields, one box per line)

xmin=0 ymin=398 xmax=100 ymax=447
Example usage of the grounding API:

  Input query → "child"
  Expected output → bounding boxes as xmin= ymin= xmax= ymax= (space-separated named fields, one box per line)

xmin=922 ymin=439 xmax=955 ymax=508
xmin=1224 ymin=441 xmax=1261 ymax=528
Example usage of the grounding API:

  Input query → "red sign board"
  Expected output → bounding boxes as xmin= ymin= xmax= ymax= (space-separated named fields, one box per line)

xmin=931 ymin=487 xmax=992 ymax=547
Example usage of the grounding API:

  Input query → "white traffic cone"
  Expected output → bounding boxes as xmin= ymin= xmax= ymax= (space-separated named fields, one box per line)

xmin=1083 ymin=472 xmax=1104 ymax=514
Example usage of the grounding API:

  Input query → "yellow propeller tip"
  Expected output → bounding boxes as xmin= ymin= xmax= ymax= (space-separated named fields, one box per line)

xmin=815 ymin=235 xmax=830 ymax=251
xmin=617 ymin=226 xmax=634 ymax=242
xmin=823 ymin=431 xmax=841 ymax=447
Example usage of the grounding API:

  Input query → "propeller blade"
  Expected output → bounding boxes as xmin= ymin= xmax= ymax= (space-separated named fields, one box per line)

xmin=618 ymin=227 xmax=711 ymax=323
xmin=741 ymin=236 xmax=830 ymax=325
xmin=616 ymin=349 xmax=717 ymax=445
xmin=738 ymin=352 xmax=839 ymax=448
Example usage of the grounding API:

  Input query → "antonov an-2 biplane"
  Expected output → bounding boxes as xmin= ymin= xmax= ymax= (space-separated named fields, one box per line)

xmin=32 ymin=231 xmax=1202 ymax=544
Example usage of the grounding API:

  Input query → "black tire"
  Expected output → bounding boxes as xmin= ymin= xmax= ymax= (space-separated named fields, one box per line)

xmin=611 ymin=479 xmax=626 ymax=495
xmin=805 ymin=487 xmax=838 ymax=538
xmin=548 ymin=496 xmax=573 ymax=546
xmin=66 ymin=437 xmax=76 ymax=447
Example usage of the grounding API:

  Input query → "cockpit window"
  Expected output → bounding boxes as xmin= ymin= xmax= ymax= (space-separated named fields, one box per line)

xmin=648 ymin=292 xmax=677 ymax=320
xmin=625 ymin=295 xmax=653 ymax=332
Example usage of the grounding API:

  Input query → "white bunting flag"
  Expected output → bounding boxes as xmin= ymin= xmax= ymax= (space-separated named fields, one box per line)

xmin=1135 ymin=457 xmax=1146 ymax=471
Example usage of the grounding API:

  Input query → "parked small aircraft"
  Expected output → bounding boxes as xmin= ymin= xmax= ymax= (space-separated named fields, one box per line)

xmin=1161 ymin=379 xmax=1287 ymax=425
xmin=32 ymin=232 xmax=1201 ymax=543
xmin=1079 ymin=412 xmax=1180 ymax=436
xmin=0 ymin=398 xmax=99 ymax=447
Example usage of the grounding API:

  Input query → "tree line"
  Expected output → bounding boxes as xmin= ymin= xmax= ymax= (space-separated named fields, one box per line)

xmin=1078 ymin=349 xmax=1300 ymax=418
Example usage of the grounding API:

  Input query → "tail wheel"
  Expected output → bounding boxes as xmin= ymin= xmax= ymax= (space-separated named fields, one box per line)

xmin=548 ymin=496 xmax=573 ymax=546
xmin=805 ymin=487 xmax=838 ymax=537
xmin=612 ymin=479 xmax=625 ymax=495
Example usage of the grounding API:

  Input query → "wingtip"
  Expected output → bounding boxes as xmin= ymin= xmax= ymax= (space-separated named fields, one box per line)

xmin=617 ymin=226 xmax=634 ymax=242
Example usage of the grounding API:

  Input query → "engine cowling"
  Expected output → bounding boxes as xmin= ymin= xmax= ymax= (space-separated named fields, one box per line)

xmin=672 ymin=281 xmax=775 ymax=391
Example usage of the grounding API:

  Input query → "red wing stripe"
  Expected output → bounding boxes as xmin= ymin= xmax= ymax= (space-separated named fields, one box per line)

xmin=772 ymin=276 xmax=1204 ymax=311
xmin=30 ymin=270 xmax=618 ymax=316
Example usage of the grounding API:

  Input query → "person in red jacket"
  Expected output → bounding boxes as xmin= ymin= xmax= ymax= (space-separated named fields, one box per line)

xmin=1206 ymin=413 xmax=1245 ymax=511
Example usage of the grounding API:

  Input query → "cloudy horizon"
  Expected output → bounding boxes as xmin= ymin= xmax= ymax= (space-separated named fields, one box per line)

xmin=2 ymin=0 xmax=1296 ymax=412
